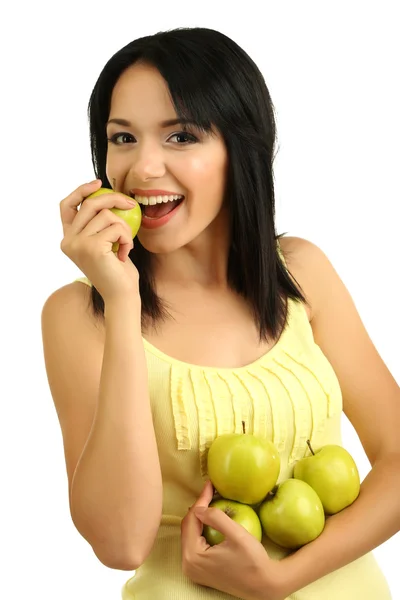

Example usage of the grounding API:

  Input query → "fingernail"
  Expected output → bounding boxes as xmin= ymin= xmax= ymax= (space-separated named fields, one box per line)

xmin=127 ymin=199 xmax=137 ymax=205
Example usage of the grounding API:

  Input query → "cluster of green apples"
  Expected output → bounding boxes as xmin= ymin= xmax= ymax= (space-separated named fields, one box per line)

xmin=204 ymin=423 xmax=361 ymax=550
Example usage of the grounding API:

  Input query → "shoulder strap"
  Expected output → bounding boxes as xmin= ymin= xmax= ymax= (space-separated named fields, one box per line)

xmin=276 ymin=238 xmax=287 ymax=267
xmin=74 ymin=276 xmax=92 ymax=287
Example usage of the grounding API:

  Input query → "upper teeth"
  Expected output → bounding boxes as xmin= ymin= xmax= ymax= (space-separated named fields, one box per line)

xmin=133 ymin=194 xmax=184 ymax=206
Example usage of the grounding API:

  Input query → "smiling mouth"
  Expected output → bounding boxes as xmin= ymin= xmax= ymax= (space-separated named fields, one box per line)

xmin=132 ymin=193 xmax=185 ymax=219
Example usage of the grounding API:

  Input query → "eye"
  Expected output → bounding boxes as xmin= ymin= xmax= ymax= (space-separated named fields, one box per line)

xmin=168 ymin=131 xmax=198 ymax=144
xmin=107 ymin=132 xmax=136 ymax=145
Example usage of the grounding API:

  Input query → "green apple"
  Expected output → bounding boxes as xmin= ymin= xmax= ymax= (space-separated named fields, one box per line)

xmin=86 ymin=187 xmax=142 ymax=252
xmin=207 ymin=422 xmax=280 ymax=505
xmin=202 ymin=498 xmax=262 ymax=546
xmin=293 ymin=441 xmax=360 ymax=514
xmin=258 ymin=479 xmax=325 ymax=549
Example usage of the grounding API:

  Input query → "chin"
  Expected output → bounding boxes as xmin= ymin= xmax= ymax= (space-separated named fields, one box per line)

xmin=137 ymin=209 xmax=225 ymax=255
xmin=137 ymin=233 xmax=184 ymax=255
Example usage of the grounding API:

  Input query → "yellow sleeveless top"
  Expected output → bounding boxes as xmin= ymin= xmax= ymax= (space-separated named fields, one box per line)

xmin=73 ymin=251 xmax=391 ymax=600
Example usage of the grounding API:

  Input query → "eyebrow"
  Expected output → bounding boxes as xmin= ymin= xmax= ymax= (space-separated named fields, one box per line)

xmin=106 ymin=118 xmax=196 ymax=128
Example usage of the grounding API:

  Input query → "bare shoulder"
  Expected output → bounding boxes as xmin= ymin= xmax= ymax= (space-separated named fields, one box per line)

xmin=278 ymin=235 xmax=329 ymax=322
xmin=42 ymin=280 xmax=103 ymax=335
xmin=41 ymin=282 xmax=105 ymax=505
xmin=278 ymin=237 xmax=400 ymax=464
xmin=42 ymin=279 xmax=92 ymax=306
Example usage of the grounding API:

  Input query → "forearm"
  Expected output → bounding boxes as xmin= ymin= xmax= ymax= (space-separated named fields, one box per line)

xmin=71 ymin=298 xmax=162 ymax=567
xmin=280 ymin=453 xmax=400 ymax=595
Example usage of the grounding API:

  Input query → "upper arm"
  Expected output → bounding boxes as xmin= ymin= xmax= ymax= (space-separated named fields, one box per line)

xmin=293 ymin=237 xmax=400 ymax=465
xmin=41 ymin=282 xmax=105 ymax=511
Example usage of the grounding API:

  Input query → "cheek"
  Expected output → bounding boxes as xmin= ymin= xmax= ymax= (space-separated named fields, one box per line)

xmin=186 ymin=156 xmax=211 ymax=177
xmin=106 ymin=153 xmax=127 ymax=184
xmin=184 ymin=154 xmax=227 ymax=186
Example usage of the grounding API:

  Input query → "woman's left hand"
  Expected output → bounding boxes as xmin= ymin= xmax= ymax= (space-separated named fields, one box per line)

xmin=181 ymin=480 xmax=287 ymax=600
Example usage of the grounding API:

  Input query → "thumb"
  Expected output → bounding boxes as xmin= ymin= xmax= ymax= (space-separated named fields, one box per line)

xmin=192 ymin=480 xmax=214 ymax=510
xmin=194 ymin=505 xmax=244 ymax=543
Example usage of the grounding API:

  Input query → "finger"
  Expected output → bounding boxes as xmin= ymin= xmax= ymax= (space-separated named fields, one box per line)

xmin=181 ymin=481 xmax=213 ymax=549
xmin=191 ymin=480 xmax=214 ymax=510
xmin=85 ymin=209 xmax=133 ymax=261
xmin=119 ymin=243 xmax=133 ymax=263
xmin=69 ymin=192 xmax=136 ymax=237
xmin=181 ymin=506 xmax=204 ymax=547
xmin=193 ymin=506 xmax=246 ymax=544
xmin=117 ymin=239 xmax=134 ymax=263
xmin=96 ymin=222 xmax=134 ymax=257
xmin=60 ymin=179 xmax=102 ymax=232
xmin=82 ymin=207 xmax=132 ymax=239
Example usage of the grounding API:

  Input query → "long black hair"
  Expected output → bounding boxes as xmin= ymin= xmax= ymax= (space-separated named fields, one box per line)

xmin=87 ymin=27 xmax=307 ymax=341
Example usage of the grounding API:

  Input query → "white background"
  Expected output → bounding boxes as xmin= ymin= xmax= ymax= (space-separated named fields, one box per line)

xmin=1 ymin=1 xmax=399 ymax=598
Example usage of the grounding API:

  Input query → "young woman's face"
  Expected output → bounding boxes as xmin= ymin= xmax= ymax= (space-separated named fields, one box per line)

xmin=105 ymin=62 xmax=228 ymax=255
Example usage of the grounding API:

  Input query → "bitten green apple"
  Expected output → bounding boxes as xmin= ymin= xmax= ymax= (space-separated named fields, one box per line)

xmin=86 ymin=187 xmax=142 ymax=252
xmin=258 ymin=479 xmax=325 ymax=549
xmin=202 ymin=498 xmax=262 ymax=546
xmin=207 ymin=422 xmax=280 ymax=505
xmin=293 ymin=440 xmax=361 ymax=514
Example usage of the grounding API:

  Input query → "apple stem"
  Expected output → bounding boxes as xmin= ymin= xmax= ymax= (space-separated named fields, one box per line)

xmin=306 ymin=439 xmax=315 ymax=455
xmin=242 ymin=421 xmax=246 ymax=434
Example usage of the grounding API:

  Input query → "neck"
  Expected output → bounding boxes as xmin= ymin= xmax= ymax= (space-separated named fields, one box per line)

xmin=152 ymin=217 xmax=231 ymax=290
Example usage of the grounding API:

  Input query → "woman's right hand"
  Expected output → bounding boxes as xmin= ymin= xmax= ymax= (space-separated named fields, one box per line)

xmin=60 ymin=179 xmax=141 ymax=304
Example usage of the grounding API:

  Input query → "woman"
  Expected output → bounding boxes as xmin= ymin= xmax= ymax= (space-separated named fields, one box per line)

xmin=41 ymin=27 xmax=399 ymax=599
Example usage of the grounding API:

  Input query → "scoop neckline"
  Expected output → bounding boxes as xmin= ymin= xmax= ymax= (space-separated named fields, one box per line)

xmin=141 ymin=297 xmax=294 ymax=373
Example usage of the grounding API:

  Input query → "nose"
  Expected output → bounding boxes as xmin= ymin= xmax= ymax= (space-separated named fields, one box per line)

xmin=130 ymin=141 xmax=166 ymax=181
